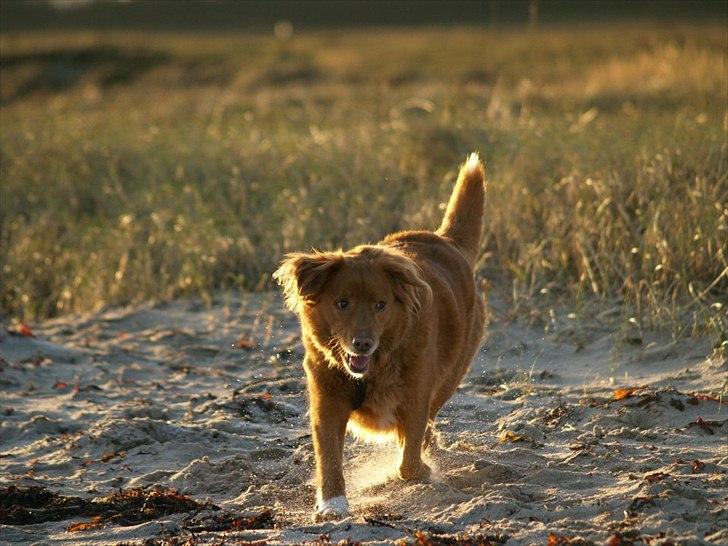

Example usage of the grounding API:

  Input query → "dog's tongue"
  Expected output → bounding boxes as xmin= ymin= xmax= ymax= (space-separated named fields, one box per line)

xmin=347 ymin=354 xmax=371 ymax=373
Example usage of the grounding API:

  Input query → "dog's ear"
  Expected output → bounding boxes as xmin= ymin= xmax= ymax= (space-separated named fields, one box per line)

xmin=273 ymin=252 xmax=344 ymax=312
xmin=379 ymin=249 xmax=432 ymax=316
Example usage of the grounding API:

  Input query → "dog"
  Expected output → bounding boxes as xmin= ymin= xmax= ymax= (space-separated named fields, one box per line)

xmin=273 ymin=153 xmax=487 ymax=519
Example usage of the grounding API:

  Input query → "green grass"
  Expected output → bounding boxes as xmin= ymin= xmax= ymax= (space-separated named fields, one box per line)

xmin=1 ymin=23 xmax=726 ymax=340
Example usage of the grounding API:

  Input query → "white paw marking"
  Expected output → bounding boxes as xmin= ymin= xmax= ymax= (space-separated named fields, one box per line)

xmin=316 ymin=495 xmax=349 ymax=517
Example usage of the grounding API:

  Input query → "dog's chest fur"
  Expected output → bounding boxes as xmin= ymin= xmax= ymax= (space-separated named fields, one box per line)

xmin=346 ymin=357 xmax=405 ymax=442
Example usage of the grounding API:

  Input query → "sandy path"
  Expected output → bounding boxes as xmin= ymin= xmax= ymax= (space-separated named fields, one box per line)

xmin=1 ymin=293 xmax=726 ymax=545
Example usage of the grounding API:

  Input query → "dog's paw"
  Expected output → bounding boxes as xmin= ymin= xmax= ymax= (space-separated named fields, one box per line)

xmin=313 ymin=495 xmax=349 ymax=522
xmin=398 ymin=461 xmax=431 ymax=481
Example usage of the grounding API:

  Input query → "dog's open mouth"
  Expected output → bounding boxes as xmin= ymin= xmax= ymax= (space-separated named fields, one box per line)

xmin=346 ymin=354 xmax=371 ymax=374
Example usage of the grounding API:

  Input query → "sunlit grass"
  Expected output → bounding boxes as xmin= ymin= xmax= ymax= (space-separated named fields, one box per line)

xmin=0 ymin=23 xmax=726 ymax=341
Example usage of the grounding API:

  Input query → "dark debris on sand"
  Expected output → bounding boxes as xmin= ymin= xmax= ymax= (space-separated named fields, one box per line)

xmin=0 ymin=485 xmax=214 ymax=527
xmin=181 ymin=508 xmax=274 ymax=533
xmin=394 ymin=530 xmax=509 ymax=546
xmin=1 ymin=484 xmax=277 ymax=545
xmin=0 ymin=485 xmax=93 ymax=525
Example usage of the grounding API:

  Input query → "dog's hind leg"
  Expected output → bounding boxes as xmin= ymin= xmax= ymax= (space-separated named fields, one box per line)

xmin=423 ymin=419 xmax=437 ymax=451
xmin=429 ymin=299 xmax=487 ymax=421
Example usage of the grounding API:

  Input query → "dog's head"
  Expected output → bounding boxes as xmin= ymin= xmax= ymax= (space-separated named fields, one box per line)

xmin=273 ymin=245 xmax=432 ymax=377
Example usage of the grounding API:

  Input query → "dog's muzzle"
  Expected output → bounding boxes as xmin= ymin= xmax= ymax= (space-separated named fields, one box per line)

xmin=346 ymin=353 xmax=371 ymax=374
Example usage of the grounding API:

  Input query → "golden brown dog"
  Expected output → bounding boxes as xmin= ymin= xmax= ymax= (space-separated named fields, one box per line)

xmin=274 ymin=153 xmax=486 ymax=519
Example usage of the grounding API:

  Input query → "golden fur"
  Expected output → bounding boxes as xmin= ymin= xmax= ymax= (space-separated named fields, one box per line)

xmin=274 ymin=153 xmax=487 ymax=517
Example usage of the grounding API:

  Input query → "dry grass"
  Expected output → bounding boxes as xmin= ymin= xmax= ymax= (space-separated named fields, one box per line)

xmin=0 ymin=23 xmax=726 ymax=341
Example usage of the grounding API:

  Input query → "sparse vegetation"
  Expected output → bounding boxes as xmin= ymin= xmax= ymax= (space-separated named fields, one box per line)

xmin=1 ymin=24 xmax=726 ymax=338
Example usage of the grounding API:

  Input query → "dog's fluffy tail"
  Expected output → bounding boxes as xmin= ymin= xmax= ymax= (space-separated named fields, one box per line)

xmin=436 ymin=152 xmax=486 ymax=264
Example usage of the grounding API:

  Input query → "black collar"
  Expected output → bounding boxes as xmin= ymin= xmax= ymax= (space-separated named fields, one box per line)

xmin=352 ymin=379 xmax=367 ymax=411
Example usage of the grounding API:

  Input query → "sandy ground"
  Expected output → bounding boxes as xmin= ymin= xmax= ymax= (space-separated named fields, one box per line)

xmin=1 ymin=292 xmax=726 ymax=545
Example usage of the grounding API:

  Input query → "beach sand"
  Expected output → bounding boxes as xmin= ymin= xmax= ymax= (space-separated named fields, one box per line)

xmin=1 ymin=292 xmax=726 ymax=544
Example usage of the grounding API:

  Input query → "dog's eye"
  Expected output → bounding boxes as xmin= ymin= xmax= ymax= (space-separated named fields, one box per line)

xmin=375 ymin=301 xmax=386 ymax=311
xmin=336 ymin=299 xmax=349 ymax=310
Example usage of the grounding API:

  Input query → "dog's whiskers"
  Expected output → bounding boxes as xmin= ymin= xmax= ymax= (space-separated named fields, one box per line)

xmin=323 ymin=337 xmax=346 ymax=363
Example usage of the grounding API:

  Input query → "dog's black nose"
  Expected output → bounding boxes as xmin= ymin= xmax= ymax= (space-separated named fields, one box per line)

xmin=352 ymin=337 xmax=373 ymax=354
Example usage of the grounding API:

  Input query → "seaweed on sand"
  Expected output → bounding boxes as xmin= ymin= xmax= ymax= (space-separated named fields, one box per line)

xmin=0 ymin=485 xmax=216 ymax=527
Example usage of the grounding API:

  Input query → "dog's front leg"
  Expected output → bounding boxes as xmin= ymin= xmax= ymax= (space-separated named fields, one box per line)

xmin=397 ymin=401 xmax=431 ymax=481
xmin=306 ymin=365 xmax=351 ymax=520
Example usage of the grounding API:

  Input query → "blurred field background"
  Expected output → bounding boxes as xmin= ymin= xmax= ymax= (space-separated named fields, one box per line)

xmin=0 ymin=0 xmax=726 ymax=342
